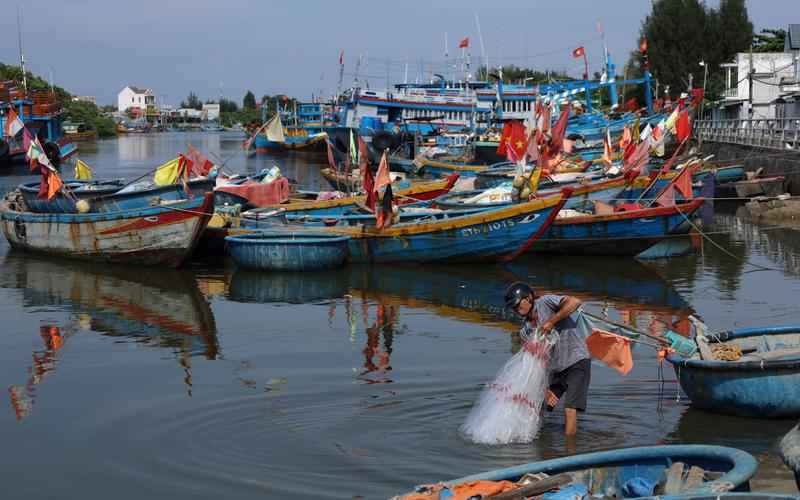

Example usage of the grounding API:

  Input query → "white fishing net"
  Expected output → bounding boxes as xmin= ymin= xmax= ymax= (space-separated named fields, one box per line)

xmin=461 ymin=329 xmax=557 ymax=445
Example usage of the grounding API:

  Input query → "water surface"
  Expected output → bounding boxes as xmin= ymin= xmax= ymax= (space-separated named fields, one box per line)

xmin=1 ymin=132 xmax=798 ymax=498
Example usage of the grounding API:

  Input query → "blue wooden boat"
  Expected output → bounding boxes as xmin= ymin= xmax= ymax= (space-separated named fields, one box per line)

xmin=18 ymin=177 xmax=214 ymax=214
xmin=0 ymin=193 xmax=214 ymax=267
xmin=246 ymin=188 xmax=571 ymax=264
xmin=667 ymin=325 xmax=800 ymax=417
xmin=535 ymin=199 xmax=705 ymax=256
xmin=18 ymin=179 xmax=125 ymax=213
xmin=779 ymin=422 xmax=800 ymax=490
xmin=406 ymin=445 xmax=757 ymax=498
xmin=226 ymin=232 xmax=351 ymax=271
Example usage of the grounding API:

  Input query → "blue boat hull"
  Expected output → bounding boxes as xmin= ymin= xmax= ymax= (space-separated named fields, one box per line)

xmin=533 ymin=201 xmax=702 ymax=256
xmin=668 ymin=326 xmax=800 ymax=417
xmin=19 ymin=180 xmax=126 ymax=213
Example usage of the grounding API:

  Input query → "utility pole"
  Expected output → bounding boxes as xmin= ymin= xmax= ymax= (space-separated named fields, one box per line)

xmin=748 ymin=46 xmax=754 ymax=119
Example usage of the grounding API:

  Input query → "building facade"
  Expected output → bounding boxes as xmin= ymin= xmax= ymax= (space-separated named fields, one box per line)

xmin=117 ymin=86 xmax=155 ymax=113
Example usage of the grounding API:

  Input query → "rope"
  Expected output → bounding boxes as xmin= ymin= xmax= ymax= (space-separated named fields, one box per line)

xmin=676 ymin=208 xmax=782 ymax=272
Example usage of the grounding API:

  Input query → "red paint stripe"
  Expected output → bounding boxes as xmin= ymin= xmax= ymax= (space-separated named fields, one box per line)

xmin=98 ymin=207 xmax=198 ymax=235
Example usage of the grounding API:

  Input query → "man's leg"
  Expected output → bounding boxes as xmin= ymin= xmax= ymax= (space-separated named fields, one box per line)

xmin=565 ymin=408 xmax=578 ymax=436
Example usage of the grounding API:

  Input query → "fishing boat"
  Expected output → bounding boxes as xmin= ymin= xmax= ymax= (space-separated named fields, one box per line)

xmin=433 ymin=175 xmax=630 ymax=211
xmin=0 ymin=192 xmax=214 ymax=267
xmin=414 ymin=156 xmax=490 ymax=177
xmin=18 ymin=177 xmax=214 ymax=213
xmin=396 ymin=445 xmax=757 ymax=499
xmin=0 ymin=87 xmax=77 ymax=167
xmin=780 ymin=422 xmax=800 ymax=489
xmin=227 ymin=232 xmax=351 ymax=271
xmin=535 ymin=198 xmax=705 ymax=256
xmin=213 ymin=169 xmax=290 ymax=209
xmin=17 ymin=179 xmax=126 ymax=213
xmin=63 ymin=122 xmax=97 ymax=142
xmin=667 ymin=325 xmax=800 ymax=417
xmin=733 ymin=176 xmax=787 ymax=198
xmin=248 ymin=174 xmax=459 ymax=217
xmin=253 ymin=100 xmax=332 ymax=153
xmin=246 ymin=188 xmax=571 ymax=264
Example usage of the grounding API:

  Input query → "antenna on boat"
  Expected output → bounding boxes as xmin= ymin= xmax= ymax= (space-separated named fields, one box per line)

xmin=474 ymin=12 xmax=488 ymax=81
xmin=17 ymin=6 xmax=28 ymax=93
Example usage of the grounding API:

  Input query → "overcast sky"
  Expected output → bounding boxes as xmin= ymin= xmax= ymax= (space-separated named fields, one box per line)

xmin=0 ymin=0 xmax=793 ymax=107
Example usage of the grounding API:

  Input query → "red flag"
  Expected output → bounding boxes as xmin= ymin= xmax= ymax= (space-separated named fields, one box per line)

xmin=326 ymin=141 xmax=338 ymax=171
xmin=674 ymin=165 xmax=694 ymax=199
xmin=496 ymin=121 xmax=513 ymax=156
xmin=623 ymin=141 xmax=650 ymax=173
xmin=624 ymin=97 xmax=638 ymax=112
xmin=602 ymin=133 xmax=613 ymax=167
xmin=37 ymin=167 xmax=49 ymax=199
xmin=338 ymin=50 xmax=344 ymax=65
xmin=548 ymin=105 xmax=570 ymax=155
xmin=676 ymin=109 xmax=692 ymax=142
xmin=586 ymin=329 xmax=633 ymax=375
xmin=358 ymin=136 xmax=370 ymax=169
xmin=187 ymin=144 xmax=214 ymax=176
xmin=639 ymin=38 xmax=648 ymax=54
xmin=37 ymin=167 xmax=64 ymax=201
xmin=363 ymin=163 xmax=375 ymax=211
xmin=503 ymin=121 xmax=527 ymax=162
xmin=374 ymin=150 xmax=392 ymax=193
xmin=458 ymin=37 xmax=469 ymax=49
xmin=572 ymin=46 xmax=585 ymax=58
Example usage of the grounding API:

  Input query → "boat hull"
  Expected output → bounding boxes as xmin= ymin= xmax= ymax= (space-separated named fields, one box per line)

xmin=534 ymin=200 xmax=704 ymax=256
xmin=668 ymin=326 xmax=800 ymax=418
xmin=227 ymin=233 xmax=350 ymax=271
xmin=0 ymin=193 xmax=213 ymax=267
xmin=444 ymin=445 xmax=756 ymax=496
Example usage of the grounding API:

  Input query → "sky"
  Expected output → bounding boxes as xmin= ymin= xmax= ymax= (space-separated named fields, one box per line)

xmin=0 ymin=0 xmax=794 ymax=107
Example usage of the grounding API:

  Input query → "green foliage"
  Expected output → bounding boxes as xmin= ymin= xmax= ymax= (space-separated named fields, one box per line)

xmin=243 ymin=90 xmax=256 ymax=110
xmin=180 ymin=91 xmax=202 ymax=110
xmin=475 ymin=65 xmax=573 ymax=84
xmin=63 ymin=100 xmax=117 ymax=138
xmin=220 ymin=109 xmax=260 ymax=128
xmin=631 ymin=0 xmax=753 ymax=103
xmin=753 ymin=29 xmax=787 ymax=53
xmin=0 ymin=62 xmax=71 ymax=100
xmin=219 ymin=97 xmax=238 ymax=113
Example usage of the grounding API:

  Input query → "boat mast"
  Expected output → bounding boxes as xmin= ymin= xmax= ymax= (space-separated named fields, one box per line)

xmin=17 ymin=6 xmax=28 ymax=93
xmin=474 ymin=12 xmax=488 ymax=81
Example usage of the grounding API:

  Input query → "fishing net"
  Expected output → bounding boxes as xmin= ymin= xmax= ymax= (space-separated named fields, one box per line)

xmin=461 ymin=329 xmax=558 ymax=445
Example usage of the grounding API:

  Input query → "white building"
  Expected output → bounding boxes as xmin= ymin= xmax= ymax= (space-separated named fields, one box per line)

xmin=777 ymin=24 xmax=800 ymax=120
xmin=715 ymin=52 xmax=797 ymax=120
xmin=117 ymin=86 xmax=155 ymax=113
xmin=202 ymin=103 xmax=220 ymax=121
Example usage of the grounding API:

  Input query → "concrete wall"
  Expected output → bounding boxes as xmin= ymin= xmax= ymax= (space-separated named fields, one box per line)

xmin=699 ymin=141 xmax=800 ymax=195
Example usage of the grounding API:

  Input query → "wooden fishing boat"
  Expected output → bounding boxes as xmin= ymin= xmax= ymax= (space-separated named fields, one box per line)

xmin=535 ymin=199 xmax=705 ymax=256
xmin=397 ymin=445 xmax=757 ymax=499
xmin=19 ymin=177 xmax=214 ymax=214
xmin=0 ymin=192 xmax=213 ymax=267
xmin=733 ymin=176 xmax=786 ymax=198
xmin=227 ymin=232 xmax=350 ymax=271
xmin=313 ymin=171 xmax=458 ymax=211
xmin=433 ymin=176 xmax=630 ymax=211
xmin=254 ymin=129 xmax=328 ymax=153
xmin=414 ymin=156 xmax=490 ymax=177
xmin=18 ymin=179 xmax=126 ymax=213
xmin=667 ymin=325 xmax=800 ymax=417
xmin=247 ymin=189 xmax=571 ymax=264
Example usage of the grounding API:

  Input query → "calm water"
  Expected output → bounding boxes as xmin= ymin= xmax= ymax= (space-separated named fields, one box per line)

xmin=1 ymin=133 xmax=799 ymax=498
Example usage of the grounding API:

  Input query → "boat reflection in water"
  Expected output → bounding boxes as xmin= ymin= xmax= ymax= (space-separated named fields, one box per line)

xmin=2 ymin=254 xmax=219 ymax=419
xmin=228 ymin=267 xmax=351 ymax=304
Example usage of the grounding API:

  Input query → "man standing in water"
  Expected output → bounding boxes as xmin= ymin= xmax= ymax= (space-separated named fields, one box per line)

xmin=504 ymin=282 xmax=590 ymax=436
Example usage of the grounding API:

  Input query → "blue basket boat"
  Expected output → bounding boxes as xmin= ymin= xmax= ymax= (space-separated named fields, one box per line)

xmin=226 ymin=232 xmax=351 ymax=271
xmin=402 ymin=445 xmax=757 ymax=499
xmin=667 ymin=325 xmax=800 ymax=418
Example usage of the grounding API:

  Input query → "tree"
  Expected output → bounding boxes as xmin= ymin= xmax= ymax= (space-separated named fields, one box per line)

xmin=243 ymin=90 xmax=256 ymax=110
xmin=219 ymin=97 xmax=238 ymax=113
xmin=753 ymin=29 xmax=787 ymax=53
xmin=180 ymin=91 xmax=202 ymax=110
xmin=632 ymin=0 xmax=753 ymax=102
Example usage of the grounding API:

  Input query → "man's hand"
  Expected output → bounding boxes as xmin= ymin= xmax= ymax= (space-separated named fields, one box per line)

xmin=546 ymin=390 xmax=559 ymax=407
xmin=540 ymin=320 xmax=555 ymax=335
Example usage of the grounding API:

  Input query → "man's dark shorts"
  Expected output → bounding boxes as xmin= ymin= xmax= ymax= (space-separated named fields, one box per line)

xmin=547 ymin=358 xmax=591 ymax=412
